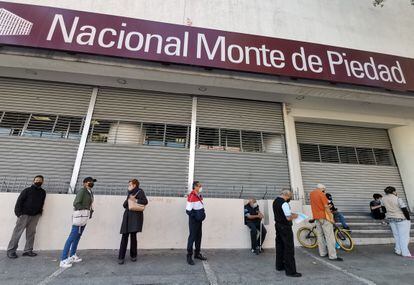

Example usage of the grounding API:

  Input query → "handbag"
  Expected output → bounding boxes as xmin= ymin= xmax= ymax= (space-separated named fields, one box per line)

xmin=72 ymin=209 xmax=90 ymax=226
xmin=128 ymin=194 xmax=146 ymax=212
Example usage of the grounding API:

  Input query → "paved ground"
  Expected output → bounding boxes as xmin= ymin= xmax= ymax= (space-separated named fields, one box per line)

xmin=1 ymin=245 xmax=413 ymax=285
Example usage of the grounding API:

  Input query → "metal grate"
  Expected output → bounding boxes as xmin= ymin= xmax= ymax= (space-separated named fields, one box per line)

xmin=299 ymin=143 xmax=394 ymax=166
xmin=0 ymin=111 xmax=84 ymax=140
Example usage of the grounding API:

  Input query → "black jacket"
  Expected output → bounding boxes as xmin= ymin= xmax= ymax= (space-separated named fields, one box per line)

xmin=14 ymin=185 xmax=46 ymax=217
xmin=120 ymin=187 xmax=148 ymax=234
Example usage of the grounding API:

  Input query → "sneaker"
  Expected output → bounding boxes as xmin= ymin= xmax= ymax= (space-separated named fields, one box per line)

xmin=70 ymin=255 xmax=82 ymax=263
xmin=286 ymin=272 xmax=302 ymax=277
xmin=194 ymin=253 xmax=207 ymax=260
xmin=7 ymin=252 xmax=18 ymax=259
xmin=59 ymin=259 xmax=73 ymax=268
xmin=22 ymin=251 xmax=37 ymax=257
xmin=329 ymin=257 xmax=343 ymax=261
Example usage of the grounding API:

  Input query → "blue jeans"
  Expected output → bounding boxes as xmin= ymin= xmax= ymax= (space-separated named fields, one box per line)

xmin=61 ymin=225 xmax=85 ymax=260
xmin=334 ymin=212 xmax=349 ymax=229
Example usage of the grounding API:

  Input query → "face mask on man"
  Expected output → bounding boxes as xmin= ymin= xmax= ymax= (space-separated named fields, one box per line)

xmin=286 ymin=198 xmax=291 ymax=203
xmin=34 ymin=182 xmax=42 ymax=187
xmin=87 ymin=182 xmax=94 ymax=188
xmin=198 ymin=187 xmax=203 ymax=193
xmin=252 ymin=202 xmax=258 ymax=208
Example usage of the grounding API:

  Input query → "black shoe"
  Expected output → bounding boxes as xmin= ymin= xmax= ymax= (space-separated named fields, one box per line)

xmin=286 ymin=272 xmax=302 ymax=278
xmin=254 ymin=249 xmax=260 ymax=255
xmin=118 ymin=259 xmax=125 ymax=265
xmin=276 ymin=267 xmax=285 ymax=272
xmin=194 ymin=253 xmax=207 ymax=261
xmin=259 ymin=247 xmax=264 ymax=253
xmin=187 ymin=255 xmax=195 ymax=265
xmin=7 ymin=252 xmax=18 ymax=259
xmin=130 ymin=257 xmax=137 ymax=262
xmin=22 ymin=251 xmax=37 ymax=257
xmin=329 ymin=257 xmax=343 ymax=261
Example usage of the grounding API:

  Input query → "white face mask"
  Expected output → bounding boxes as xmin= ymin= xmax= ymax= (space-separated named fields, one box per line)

xmin=198 ymin=187 xmax=203 ymax=193
xmin=252 ymin=202 xmax=258 ymax=208
xmin=128 ymin=185 xmax=134 ymax=191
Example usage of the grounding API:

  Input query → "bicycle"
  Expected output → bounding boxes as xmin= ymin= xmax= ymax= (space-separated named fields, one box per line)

xmin=297 ymin=219 xmax=354 ymax=252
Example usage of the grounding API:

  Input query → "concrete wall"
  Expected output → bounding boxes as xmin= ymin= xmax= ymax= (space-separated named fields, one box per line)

xmin=5 ymin=0 xmax=414 ymax=58
xmin=0 ymin=193 xmax=304 ymax=251
xmin=389 ymin=124 xmax=414 ymax=211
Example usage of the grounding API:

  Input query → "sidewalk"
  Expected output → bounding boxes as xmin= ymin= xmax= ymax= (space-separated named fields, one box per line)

xmin=1 ymin=245 xmax=413 ymax=285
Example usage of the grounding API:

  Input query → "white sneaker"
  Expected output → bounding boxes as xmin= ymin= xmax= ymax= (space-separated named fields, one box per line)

xmin=59 ymin=258 xmax=73 ymax=268
xmin=70 ymin=254 xmax=82 ymax=263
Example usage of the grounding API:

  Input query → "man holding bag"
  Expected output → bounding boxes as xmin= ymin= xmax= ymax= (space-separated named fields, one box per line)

xmin=118 ymin=179 xmax=148 ymax=265
xmin=59 ymin=177 xmax=96 ymax=268
xmin=310 ymin=184 xmax=343 ymax=262
xmin=186 ymin=181 xmax=207 ymax=265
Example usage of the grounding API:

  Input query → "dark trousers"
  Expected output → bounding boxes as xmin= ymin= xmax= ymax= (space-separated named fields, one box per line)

xmin=118 ymin=232 xmax=137 ymax=260
xmin=187 ymin=217 xmax=202 ymax=256
xmin=246 ymin=222 xmax=267 ymax=250
xmin=7 ymin=214 xmax=41 ymax=254
xmin=275 ymin=223 xmax=297 ymax=275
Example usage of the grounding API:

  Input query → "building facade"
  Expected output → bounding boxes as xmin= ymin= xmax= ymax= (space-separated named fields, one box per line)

xmin=0 ymin=0 xmax=413 ymax=249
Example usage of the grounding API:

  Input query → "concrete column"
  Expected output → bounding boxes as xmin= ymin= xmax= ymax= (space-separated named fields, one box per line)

xmin=388 ymin=123 xmax=414 ymax=211
xmin=282 ymin=104 xmax=305 ymax=204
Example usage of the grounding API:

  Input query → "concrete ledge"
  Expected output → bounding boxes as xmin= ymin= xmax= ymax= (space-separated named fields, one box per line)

xmin=0 ymin=193 xmax=304 ymax=250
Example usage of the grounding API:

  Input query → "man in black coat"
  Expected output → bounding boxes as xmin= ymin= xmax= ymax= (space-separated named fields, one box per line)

xmin=7 ymin=175 xmax=46 ymax=259
xmin=273 ymin=189 xmax=301 ymax=278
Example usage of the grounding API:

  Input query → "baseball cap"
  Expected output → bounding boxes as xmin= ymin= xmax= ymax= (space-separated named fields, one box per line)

xmin=83 ymin=177 xmax=97 ymax=183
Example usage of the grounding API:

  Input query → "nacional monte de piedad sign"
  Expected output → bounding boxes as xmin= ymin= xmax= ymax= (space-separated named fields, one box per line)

xmin=1 ymin=2 xmax=413 ymax=92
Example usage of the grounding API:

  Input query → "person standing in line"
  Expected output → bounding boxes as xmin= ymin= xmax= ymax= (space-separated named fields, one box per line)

xmin=7 ymin=175 xmax=46 ymax=259
xmin=382 ymin=186 xmax=412 ymax=257
xmin=186 ymin=181 xmax=207 ymax=265
xmin=273 ymin=189 xmax=301 ymax=278
xmin=59 ymin=177 xmax=96 ymax=268
xmin=118 ymin=179 xmax=148 ymax=265
xmin=244 ymin=198 xmax=267 ymax=254
xmin=309 ymin=184 xmax=343 ymax=261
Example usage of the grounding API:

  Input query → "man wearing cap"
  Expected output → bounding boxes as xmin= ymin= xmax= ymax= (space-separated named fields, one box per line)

xmin=310 ymin=184 xmax=343 ymax=261
xmin=60 ymin=177 xmax=96 ymax=268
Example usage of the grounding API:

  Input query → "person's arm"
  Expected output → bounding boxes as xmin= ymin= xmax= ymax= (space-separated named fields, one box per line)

xmin=73 ymin=189 xmax=84 ymax=210
xmin=282 ymin=202 xmax=298 ymax=221
xmin=398 ymin=198 xmax=411 ymax=221
xmin=123 ymin=198 xmax=128 ymax=209
xmin=14 ymin=188 xmax=28 ymax=217
xmin=370 ymin=204 xmax=382 ymax=210
xmin=137 ymin=190 xmax=148 ymax=205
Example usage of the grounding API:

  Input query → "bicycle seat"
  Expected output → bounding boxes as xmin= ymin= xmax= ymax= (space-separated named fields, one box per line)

xmin=308 ymin=219 xmax=315 ymax=223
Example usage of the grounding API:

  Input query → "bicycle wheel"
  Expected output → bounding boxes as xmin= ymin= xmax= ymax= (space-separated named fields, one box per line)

xmin=297 ymin=227 xmax=318 ymax=248
xmin=334 ymin=228 xmax=354 ymax=252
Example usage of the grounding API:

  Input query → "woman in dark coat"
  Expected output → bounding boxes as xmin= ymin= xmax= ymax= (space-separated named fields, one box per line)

xmin=118 ymin=179 xmax=148 ymax=264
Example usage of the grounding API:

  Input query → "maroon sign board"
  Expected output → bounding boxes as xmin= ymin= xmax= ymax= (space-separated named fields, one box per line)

xmin=0 ymin=1 xmax=413 ymax=92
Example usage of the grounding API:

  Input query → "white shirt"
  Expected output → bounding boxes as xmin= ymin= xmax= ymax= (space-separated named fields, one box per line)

xmin=282 ymin=202 xmax=291 ymax=217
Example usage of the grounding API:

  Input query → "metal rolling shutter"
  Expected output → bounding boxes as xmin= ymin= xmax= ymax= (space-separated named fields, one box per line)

xmin=296 ymin=122 xmax=407 ymax=212
xmin=194 ymin=97 xmax=289 ymax=199
xmin=0 ymin=77 xmax=93 ymax=193
xmin=0 ymin=77 xmax=91 ymax=116
xmin=197 ymin=97 xmax=284 ymax=132
xmin=78 ymin=87 xmax=192 ymax=196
